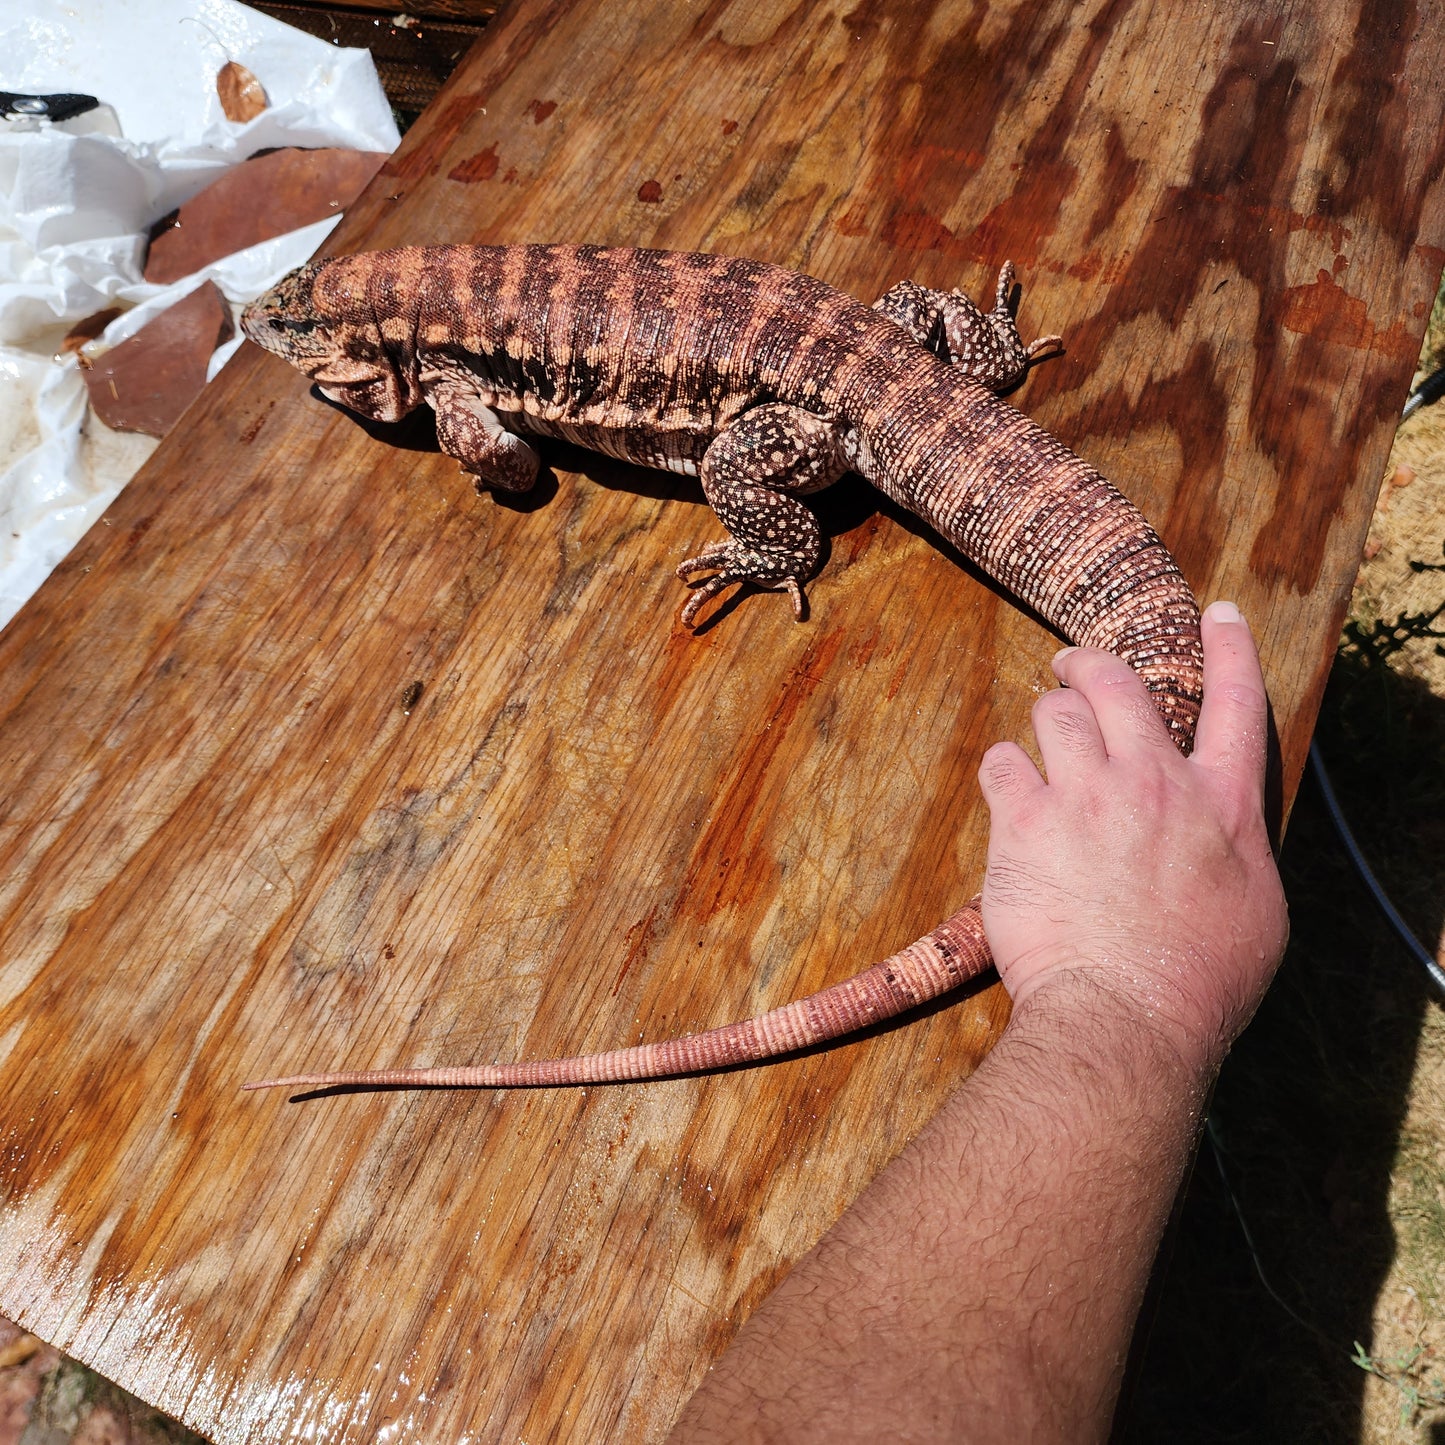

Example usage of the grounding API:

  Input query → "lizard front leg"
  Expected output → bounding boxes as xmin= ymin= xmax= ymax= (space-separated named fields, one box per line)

xmin=429 ymin=383 xmax=541 ymax=493
xmin=875 ymin=262 xmax=1062 ymax=390
xmin=677 ymin=403 xmax=846 ymax=627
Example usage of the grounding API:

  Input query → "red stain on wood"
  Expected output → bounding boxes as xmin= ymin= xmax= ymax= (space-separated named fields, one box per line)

xmin=527 ymin=99 xmax=557 ymax=123
xmin=1175 ymin=191 xmax=1354 ymax=253
xmin=1082 ymin=126 xmax=1141 ymax=247
xmin=847 ymin=629 xmax=880 ymax=671
xmin=637 ymin=179 xmax=663 ymax=203
xmin=448 ymin=144 xmax=501 ymax=183
xmin=879 ymin=208 xmax=957 ymax=253
xmin=382 ymin=94 xmax=485 ymax=182
xmin=684 ymin=630 xmax=846 ymax=923
xmin=1279 ymin=270 xmax=1420 ymax=361
xmin=613 ymin=907 xmax=660 ymax=995
xmin=238 ymin=400 xmax=275 ymax=445
xmin=968 ymin=159 xmax=1073 ymax=268
xmin=124 ymin=514 xmax=156 ymax=553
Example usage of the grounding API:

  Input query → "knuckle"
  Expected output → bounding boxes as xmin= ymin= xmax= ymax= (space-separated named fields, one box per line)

xmin=1033 ymin=691 xmax=1102 ymax=754
xmin=1127 ymin=695 xmax=1176 ymax=746
xmin=979 ymin=743 xmax=1033 ymax=796
xmin=1051 ymin=706 xmax=1100 ymax=753
xmin=1063 ymin=647 xmax=1132 ymax=686
xmin=1033 ymin=689 xmax=1083 ymax=725
xmin=982 ymin=853 xmax=1050 ymax=908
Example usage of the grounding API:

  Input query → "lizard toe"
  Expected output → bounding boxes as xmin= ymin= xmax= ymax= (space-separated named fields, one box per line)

xmin=1026 ymin=332 xmax=1064 ymax=361
xmin=676 ymin=542 xmax=734 ymax=580
xmin=679 ymin=574 xmax=733 ymax=628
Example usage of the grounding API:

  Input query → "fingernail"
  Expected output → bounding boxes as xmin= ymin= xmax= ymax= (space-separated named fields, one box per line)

xmin=1053 ymin=646 xmax=1077 ymax=662
xmin=1205 ymin=599 xmax=1241 ymax=623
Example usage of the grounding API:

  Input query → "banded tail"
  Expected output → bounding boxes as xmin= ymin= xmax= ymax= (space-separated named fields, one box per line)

xmin=242 ymin=902 xmax=988 ymax=1091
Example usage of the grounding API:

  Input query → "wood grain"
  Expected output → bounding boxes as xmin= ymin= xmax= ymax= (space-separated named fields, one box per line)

xmin=1 ymin=1 xmax=1441 ymax=1440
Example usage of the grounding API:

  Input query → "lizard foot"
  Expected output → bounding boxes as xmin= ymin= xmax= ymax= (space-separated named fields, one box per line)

xmin=876 ymin=264 xmax=1062 ymax=390
xmin=676 ymin=543 xmax=807 ymax=628
xmin=993 ymin=260 xmax=1063 ymax=364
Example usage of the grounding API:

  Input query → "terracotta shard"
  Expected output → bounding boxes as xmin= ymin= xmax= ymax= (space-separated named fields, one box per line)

xmin=83 ymin=281 xmax=233 ymax=437
xmin=59 ymin=306 xmax=123 ymax=360
xmin=217 ymin=61 xmax=268 ymax=123
xmin=144 ymin=148 xmax=389 ymax=285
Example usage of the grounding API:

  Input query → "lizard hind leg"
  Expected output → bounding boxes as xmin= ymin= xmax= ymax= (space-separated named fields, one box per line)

xmin=677 ymin=403 xmax=844 ymax=628
xmin=874 ymin=266 xmax=1061 ymax=391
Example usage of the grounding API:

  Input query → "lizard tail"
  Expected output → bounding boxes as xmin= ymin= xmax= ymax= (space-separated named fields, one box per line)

xmin=241 ymin=898 xmax=989 ymax=1091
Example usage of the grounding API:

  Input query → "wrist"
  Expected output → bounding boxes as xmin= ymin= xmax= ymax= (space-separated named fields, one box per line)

xmin=1002 ymin=961 xmax=1228 ymax=1092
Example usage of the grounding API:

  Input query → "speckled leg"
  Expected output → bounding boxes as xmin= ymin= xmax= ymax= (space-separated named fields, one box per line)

xmin=874 ymin=262 xmax=1062 ymax=390
xmin=677 ymin=404 xmax=846 ymax=626
xmin=430 ymin=385 xmax=540 ymax=492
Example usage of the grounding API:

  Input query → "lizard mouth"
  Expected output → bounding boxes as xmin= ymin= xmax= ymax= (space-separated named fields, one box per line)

xmin=240 ymin=301 xmax=334 ymax=361
xmin=239 ymin=259 xmax=338 ymax=360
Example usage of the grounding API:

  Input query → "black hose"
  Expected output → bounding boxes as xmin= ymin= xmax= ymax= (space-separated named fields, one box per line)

xmin=1402 ymin=364 xmax=1445 ymax=420
xmin=1308 ymin=739 xmax=1445 ymax=998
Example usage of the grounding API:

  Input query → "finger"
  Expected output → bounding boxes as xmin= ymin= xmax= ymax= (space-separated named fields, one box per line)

xmin=1050 ymin=646 xmax=1175 ymax=758
xmin=1190 ymin=600 xmax=1269 ymax=787
xmin=1030 ymin=686 xmax=1107 ymax=780
xmin=978 ymin=739 xmax=1045 ymax=808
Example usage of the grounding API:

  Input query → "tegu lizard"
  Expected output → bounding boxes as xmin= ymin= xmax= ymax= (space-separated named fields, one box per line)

xmin=238 ymin=243 xmax=1203 ymax=1092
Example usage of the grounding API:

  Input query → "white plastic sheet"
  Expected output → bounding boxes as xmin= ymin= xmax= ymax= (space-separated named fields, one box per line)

xmin=0 ymin=0 xmax=400 ymax=630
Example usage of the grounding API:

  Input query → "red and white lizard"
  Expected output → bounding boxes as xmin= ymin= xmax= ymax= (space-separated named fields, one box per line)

xmin=239 ymin=244 xmax=1201 ymax=1091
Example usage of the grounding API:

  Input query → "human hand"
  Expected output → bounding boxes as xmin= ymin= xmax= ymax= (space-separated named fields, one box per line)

xmin=977 ymin=601 xmax=1289 ymax=1073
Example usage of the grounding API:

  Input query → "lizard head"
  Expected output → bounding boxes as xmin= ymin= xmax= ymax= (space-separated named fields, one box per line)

xmin=241 ymin=255 xmax=423 ymax=423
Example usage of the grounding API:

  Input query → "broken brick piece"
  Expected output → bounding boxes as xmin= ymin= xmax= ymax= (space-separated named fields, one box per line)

xmin=144 ymin=148 xmax=388 ymax=285
xmin=83 ymin=282 xmax=233 ymax=437
xmin=59 ymin=306 xmax=123 ymax=359
xmin=217 ymin=61 xmax=268 ymax=123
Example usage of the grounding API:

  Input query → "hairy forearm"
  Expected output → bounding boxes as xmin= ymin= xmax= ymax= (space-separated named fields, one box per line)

xmin=670 ymin=974 xmax=1214 ymax=1444
xmin=674 ymin=612 xmax=1286 ymax=1441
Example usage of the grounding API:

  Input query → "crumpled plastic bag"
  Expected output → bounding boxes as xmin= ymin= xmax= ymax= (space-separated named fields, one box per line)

xmin=0 ymin=0 xmax=400 ymax=630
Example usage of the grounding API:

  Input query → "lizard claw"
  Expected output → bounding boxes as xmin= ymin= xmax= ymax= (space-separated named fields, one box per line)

xmin=995 ymin=260 xmax=1063 ymax=367
xmin=993 ymin=259 xmax=1018 ymax=311
xmin=676 ymin=545 xmax=809 ymax=628
xmin=1025 ymin=332 xmax=1064 ymax=360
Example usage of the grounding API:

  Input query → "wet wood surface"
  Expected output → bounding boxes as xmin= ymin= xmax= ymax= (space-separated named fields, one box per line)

xmin=2 ymin=1 xmax=1442 ymax=1440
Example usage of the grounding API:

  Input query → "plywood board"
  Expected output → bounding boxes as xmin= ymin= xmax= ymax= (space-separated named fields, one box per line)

xmin=2 ymin=1 xmax=1442 ymax=1439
